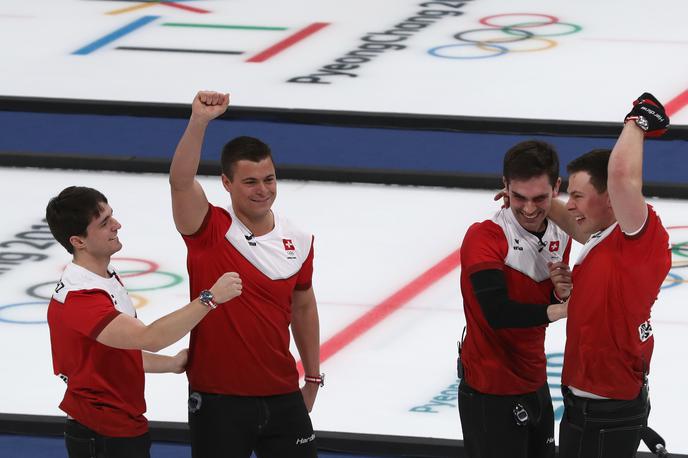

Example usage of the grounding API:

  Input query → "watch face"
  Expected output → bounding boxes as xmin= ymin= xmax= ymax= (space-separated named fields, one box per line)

xmin=200 ymin=290 xmax=216 ymax=308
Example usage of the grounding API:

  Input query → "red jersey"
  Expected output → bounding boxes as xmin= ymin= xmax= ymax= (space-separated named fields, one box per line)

xmin=562 ymin=206 xmax=670 ymax=400
xmin=183 ymin=204 xmax=314 ymax=396
xmin=460 ymin=208 xmax=571 ymax=394
xmin=47 ymin=263 xmax=146 ymax=437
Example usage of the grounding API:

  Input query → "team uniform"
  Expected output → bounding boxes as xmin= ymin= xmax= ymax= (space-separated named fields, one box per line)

xmin=459 ymin=208 xmax=571 ymax=458
xmin=182 ymin=203 xmax=317 ymax=458
xmin=47 ymin=262 xmax=149 ymax=458
xmin=559 ymin=205 xmax=670 ymax=458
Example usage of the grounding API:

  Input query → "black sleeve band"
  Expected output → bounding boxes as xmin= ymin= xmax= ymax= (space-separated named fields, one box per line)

xmin=470 ymin=269 xmax=551 ymax=329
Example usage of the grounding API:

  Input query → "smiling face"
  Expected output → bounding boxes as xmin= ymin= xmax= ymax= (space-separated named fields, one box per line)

xmin=70 ymin=203 xmax=122 ymax=258
xmin=566 ymin=171 xmax=615 ymax=234
xmin=222 ymin=158 xmax=277 ymax=222
xmin=506 ymin=174 xmax=560 ymax=233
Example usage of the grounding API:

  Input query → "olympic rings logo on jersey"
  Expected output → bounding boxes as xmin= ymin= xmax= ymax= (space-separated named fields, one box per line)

xmin=0 ymin=257 xmax=184 ymax=325
xmin=428 ymin=13 xmax=582 ymax=60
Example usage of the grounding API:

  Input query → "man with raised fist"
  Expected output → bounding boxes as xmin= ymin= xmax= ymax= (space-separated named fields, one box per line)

xmin=169 ymin=92 xmax=321 ymax=458
xmin=547 ymin=93 xmax=671 ymax=457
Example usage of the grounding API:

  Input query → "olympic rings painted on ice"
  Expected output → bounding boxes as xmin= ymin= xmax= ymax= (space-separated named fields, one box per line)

xmin=118 ymin=270 xmax=183 ymax=292
xmin=130 ymin=293 xmax=148 ymax=309
xmin=662 ymin=272 xmax=684 ymax=289
xmin=0 ymin=301 xmax=48 ymax=324
xmin=479 ymin=13 xmax=559 ymax=28
xmin=2 ymin=259 xmax=183 ymax=325
xmin=111 ymin=257 xmax=160 ymax=278
xmin=428 ymin=13 xmax=582 ymax=60
xmin=429 ymin=43 xmax=507 ymax=60
xmin=663 ymin=226 xmax=688 ymax=289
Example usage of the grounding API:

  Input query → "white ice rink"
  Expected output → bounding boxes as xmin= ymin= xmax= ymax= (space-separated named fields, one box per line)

xmin=0 ymin=167 xmax=687 ymax=453
xmin=1 ymin=0 xmax=687 ymax=124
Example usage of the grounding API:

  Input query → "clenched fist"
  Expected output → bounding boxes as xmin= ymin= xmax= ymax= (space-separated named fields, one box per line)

xmin=624 ymin=92 xmax=669 ymax=138
xmin=210 ymin=272 xmax=242 ymax=304
xmin=191 ymin=91 xmax=230 ymax=123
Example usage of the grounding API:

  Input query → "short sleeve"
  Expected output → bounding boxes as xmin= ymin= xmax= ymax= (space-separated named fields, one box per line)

xmin=182 ymin=204 xmax=231 ymax=250
xmin=620 ymin=206 xmax=670 ymax=269
xmin=461 ymin=222 xmax=508 ymax=277
xmin=62 ymin=290 xmax=120 ymax=339
xmin=294 ymin=237 xmax=315 ymax=290
xmin=621 ymin=206 xmax=668 ymax=249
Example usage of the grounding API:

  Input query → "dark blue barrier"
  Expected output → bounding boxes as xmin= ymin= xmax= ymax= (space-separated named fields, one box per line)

xmin=0 ymin=109 xmax=686 ymax=195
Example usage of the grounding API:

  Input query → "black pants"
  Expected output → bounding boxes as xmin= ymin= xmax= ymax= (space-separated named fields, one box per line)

xmin=188 ymin=389 xmax=317 ymax=458
xmin=558 ymin=386 xmax=649 ymax=458
xmin=458 ymin=380 xmax=555 ymax=458
xmin=64 ymin=419 xmax=150 ymax=458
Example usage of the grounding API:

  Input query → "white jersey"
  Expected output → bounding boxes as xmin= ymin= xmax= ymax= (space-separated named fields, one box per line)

xmin=492 ymin=207 xmax=571 ymax=282
xmin=53 ymin=262 xmax=135 ymax=317
xmin=225 ymin=205 xmax=313 ymax=280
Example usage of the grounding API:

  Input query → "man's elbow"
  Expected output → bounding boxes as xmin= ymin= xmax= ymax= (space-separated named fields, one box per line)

xmin=136 ymin=330 xmax=166 ymax=353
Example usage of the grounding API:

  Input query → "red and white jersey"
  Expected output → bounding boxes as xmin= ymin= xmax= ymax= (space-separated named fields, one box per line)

xmin=183 ymin=204 xmax=314 ymax=396
xmin=562 ymin=205 xmax=670 ymax=400
xmin=47 ymin=262 xmax=146 ymax=437
xmin=460 ymin=208 xmax=571 ymax=394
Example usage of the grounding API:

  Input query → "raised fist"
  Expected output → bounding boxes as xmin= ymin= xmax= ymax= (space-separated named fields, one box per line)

xmin=624 ymin=92 xmax=669 ymax=138
xmin=191 ymin=91 xmax=230 ymax=122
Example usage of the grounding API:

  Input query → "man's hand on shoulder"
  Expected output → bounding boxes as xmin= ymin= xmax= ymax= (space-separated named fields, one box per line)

xmin=493 ymin=188 xmax=509 ymax=209
xmin=191 ymin=91 xmax=230 ymax=124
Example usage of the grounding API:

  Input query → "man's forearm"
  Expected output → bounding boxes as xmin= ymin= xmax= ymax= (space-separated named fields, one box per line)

xmin=292 ymin=303 xmax=321 ymax=376
xmin=142 ymin=352 xmax=177 ymax=373
xmin=141 ymin=300 xmax=209 ymax=352
xmin=170 ymin=116 xmax=210 ymax=190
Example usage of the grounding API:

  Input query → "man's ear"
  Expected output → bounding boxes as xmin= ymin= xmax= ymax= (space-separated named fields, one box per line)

xmin=221 ymin=174 xmax=232 ymax=192
xmin=553 ymin=177 xmax=562 ymax=197
xmin=69 ymin=235 xmax=86 ymax=252
xmin=604 ymin=191 xmax=612 ymax=209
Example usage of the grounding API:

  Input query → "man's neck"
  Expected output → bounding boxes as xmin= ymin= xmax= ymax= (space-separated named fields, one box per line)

xmin=595 ymin=215 xmax=618 ymax=236
xmin=73 ymin=254 xmax=111 ymax=278
xmin=235 ymin=209 xmax=274 ymax=237
xmin=528 ymin=218 xmax=548 ymax=237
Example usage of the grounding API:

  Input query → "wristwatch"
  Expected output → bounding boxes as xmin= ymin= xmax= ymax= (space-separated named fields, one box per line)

xmin=199 ymin=289 xmax=218 ymax=309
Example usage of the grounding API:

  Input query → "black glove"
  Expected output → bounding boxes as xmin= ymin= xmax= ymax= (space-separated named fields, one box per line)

xmin=624 ymin=92 xmax=670 ymax=138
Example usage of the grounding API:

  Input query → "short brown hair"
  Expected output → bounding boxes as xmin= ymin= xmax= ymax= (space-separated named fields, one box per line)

xmin=46 ymin=186 xmax=108 ymax=254
xmin=566 ymin=149 xmax=611 ymax=193
xmin=220 ymin=136 xmax=273 ymax=179
xmin=503 ymin=140 xmax=560 ymax=187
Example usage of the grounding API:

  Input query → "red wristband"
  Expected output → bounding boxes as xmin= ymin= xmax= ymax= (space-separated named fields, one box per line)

xmin=304 ymin=373 xmax=325 ymax=387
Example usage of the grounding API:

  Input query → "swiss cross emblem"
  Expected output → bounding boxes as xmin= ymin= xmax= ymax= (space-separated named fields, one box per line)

xmin=549 ymin=241 xmax=560 ymax=252
xmin=283 ymin=239 xmax=295 ymax=251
